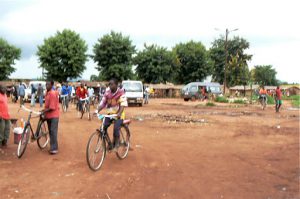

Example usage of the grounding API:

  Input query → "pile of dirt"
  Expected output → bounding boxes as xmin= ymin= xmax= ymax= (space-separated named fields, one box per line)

xmin=132 ymin=113 xmax=207 ymax=124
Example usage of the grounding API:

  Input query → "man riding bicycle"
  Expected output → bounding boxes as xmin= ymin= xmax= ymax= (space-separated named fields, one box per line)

xmin=76 ymin=83 xmax=88 ymax=112
xmin=96 ymin=78 xmax=128 ymax=150
xmin=259 ymin=86 xmax=268 ymax=104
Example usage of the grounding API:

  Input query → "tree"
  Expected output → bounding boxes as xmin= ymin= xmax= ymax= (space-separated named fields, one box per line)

xmin=37 ymin=29 xmax=88 ymax=82
xmin=90 ymin=74 xmax=101 ymax=81
xmin=251 ymin=65 xmax=278 ymax=85
xmin=227 ymin=53 xmax=250 ymax=87
xmin=210 ymin=36 xmax=252 ymax=86
xmin=134 ymin=44 xmax=179 ymax=83
xmin=0 ymin=38 xmax=21 ymax=80
xmin=92 ymin=31 xmax=135 ymax=81
xmin=173 ymin=41 xmax=211 ymax=84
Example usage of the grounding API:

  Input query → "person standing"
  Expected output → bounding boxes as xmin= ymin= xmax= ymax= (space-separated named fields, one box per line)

xmin=30 ymin=84 xmax=36 ymax=107
xmin=18 ymin=83 xmax=25 ymax=107
xmin=42 ymin=81 xmax=60 ymax=155
xmin=275 ymin=86 xmax=283 ymax=113
xmin=144 ymin=86 xmax=150 ymax=104
xmin=61 ymin=83 xmax=70 ymax=109
xmin=37 ymin=83 xmax=44 ymax=108
xmin=12 ymin=83 xmax=19 ymax=103
xmin=0 ymin=85 xmax=11 ymax=148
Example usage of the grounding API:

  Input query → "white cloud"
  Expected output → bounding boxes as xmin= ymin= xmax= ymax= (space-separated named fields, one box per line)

xmin=1 ymin=0 xmax=300 ymax=82
xmin=11 ymin=55 xmax=43 ymax=79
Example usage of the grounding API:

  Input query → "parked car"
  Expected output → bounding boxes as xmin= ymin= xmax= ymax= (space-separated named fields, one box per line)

xmin=25 ymin=81 xmax=46 ymax=101
xmin=122 ymin=80 xmax=144 ymax=106
xmin=182 ymin=82 xmax=222 ymax=101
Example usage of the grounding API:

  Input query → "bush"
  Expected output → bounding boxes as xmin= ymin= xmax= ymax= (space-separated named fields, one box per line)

xmin=267 ymin=95 xmax=275 ymax=105
xmin=206 ymin=102 xmax=216 ymax=106
xmin=233 ymin=99 xmax=245 ymax=104
xmin=215 ymin=96 xmax=229 ymax=103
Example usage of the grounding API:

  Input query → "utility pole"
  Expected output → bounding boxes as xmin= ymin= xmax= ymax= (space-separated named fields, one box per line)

xmin=223 ymin=29 xmax=229 ymax=95
xmin=221 ymin=28 xmax=238 ymax=95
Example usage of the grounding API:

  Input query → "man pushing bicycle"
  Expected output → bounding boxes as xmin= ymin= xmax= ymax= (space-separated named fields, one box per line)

xmin=96 ymin=78 xmax=128 ymax=150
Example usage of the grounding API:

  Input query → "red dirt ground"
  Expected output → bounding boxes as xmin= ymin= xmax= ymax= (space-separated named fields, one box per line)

xmin=0 ymin=99 xmax=299 ymax=199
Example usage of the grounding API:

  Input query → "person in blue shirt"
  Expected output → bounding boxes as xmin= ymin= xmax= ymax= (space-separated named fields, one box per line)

xmin=67 ymin=83 xmax=72 ymax=96
xmin=18 ymin=83 xmax=25 ymax=107
xmin=61 ymin=83 xmax=70 ymax=109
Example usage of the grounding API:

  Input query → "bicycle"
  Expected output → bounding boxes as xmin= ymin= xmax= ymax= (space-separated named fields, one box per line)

xmin=260 ymin=94 xmax=267 ymax=110
xmin=86 ymin=114 xmax=131 ymax=171
xmin=78 ymin=97 xmax=91 ymax=120
xmin=17 ymin=105 xmax=49 ymax=158
xmin=61 ymin=94 xmax=69 ymax=112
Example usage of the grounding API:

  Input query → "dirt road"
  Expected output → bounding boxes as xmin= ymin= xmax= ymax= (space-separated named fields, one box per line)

xmin=1 ymin=99 xmax=299 ymax=199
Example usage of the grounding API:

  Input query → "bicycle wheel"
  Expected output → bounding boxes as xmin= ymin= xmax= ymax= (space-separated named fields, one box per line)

xmin=116 ymin=126 xmax=130 ymax=160
xmin=62 ymin=100 xmax=67 ymax=112
xmin=17 ymin=125 xmax=30 ymax=158
xmin=37 ymin=120 xmax=49 ymax=149
xmin=87 ymin=104 xmax=91 ymax=121
xmin=86 ymin=131 xmax=106 ymax=171
xmin=80 ymin=103 xmax=85 ymax=119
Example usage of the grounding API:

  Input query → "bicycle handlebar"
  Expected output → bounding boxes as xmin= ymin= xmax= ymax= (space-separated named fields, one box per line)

xmin=95 ymin=113 xmax=118 ymax=120
xmin=20 ymin=105 xmax=41 ymax=115
xmin=80 ymin=97 xmax=89 ymax=101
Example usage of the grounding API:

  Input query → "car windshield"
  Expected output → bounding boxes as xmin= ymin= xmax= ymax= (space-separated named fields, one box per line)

xmin=122 ymin=82 xmax=142 ymax=92
xmin=209 ymin=86 xmax=220 ymax=92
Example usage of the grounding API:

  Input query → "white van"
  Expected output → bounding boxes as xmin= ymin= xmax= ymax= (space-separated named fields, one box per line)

xmin=122 ymin=80 xmax=144 ymax=106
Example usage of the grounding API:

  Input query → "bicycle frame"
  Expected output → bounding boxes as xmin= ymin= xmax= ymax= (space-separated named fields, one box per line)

xmin=24 ymin=111 xmax=45 ymax=139
xmin=98 ymin=114 xmax=118 ymax=149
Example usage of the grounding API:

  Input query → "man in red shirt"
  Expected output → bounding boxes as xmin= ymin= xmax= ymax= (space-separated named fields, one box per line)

xmin=76 ymin=83 xmax=88 ymax=112
xmin=275 ymin=86 xmax=283 ymax=113
xmin=41 ymin=81 xmax=60 ymax=154
xmin=0 ymin=85 xmax=11 ymax=148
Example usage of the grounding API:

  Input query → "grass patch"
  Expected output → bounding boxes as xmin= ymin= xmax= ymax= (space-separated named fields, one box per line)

xmin=292 ymin=100 xmax=300 ymax=107
xmin=215 ymin=96 xmax=229 ymax=103
xmin=267 ymin=95 xmax=275 ymax=105
xmin=206 ymin=102 xmax=216 ymax=106
xmin=233 ymin=99 xmax=245 ymax=104
xmin=282 ymin=95 xmax=300 ymax=101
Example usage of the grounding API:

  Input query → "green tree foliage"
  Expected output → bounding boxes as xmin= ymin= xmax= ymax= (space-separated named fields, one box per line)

xmin=90 ymin=74 xmax=101 ymax=81
xmin=173 ymin=41 xmax=211 ymax=84
xmin=0 ymin=38 xmax=21 ymax=80
xmin=210 ymin=36 xmax=252 ymax=85
xmin=37 ymin=29 xmax=88 ymax=82
xmin=251 ymin=65 xmax=278 ymax=85
xmin=134 ymin=44 xmax=178 ymax=83
xmin=227 ymin=54 xmax=250 ymax=86
xmin=92 ymin=31 xmax=135 ymax=81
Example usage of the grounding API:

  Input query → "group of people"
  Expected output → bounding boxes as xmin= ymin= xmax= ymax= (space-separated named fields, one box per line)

xmin=259 ymin=85 xmax=283 ymax=112
xmin=0 ymin=78 xmax=127 ymax=154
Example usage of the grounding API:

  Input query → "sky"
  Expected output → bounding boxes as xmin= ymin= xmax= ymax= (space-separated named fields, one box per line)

xmin=0 ymin=0 xmax=299 ymax=83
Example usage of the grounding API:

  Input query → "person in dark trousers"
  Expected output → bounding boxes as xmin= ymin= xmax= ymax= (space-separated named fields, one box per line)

xmin=0 ymin=84 xmax=11 ymax=148
xmin=37 ymin=83 xmax=44 ymax=108
xmin=41 ymin=81 xmax=60 ymax=155
xmin=96 ymin=78 xmax=128 ymax=150
xmin=12 ymin=83 xmax=19 ymax=103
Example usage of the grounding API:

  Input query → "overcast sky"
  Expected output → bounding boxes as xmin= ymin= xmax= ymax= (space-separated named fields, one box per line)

xmin=1 ymin=0 xmax=299 ymax=83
